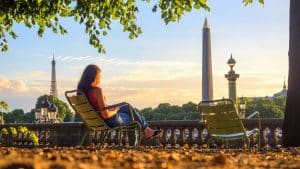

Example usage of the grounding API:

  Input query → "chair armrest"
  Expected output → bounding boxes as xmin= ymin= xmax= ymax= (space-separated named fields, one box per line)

xmin=103 ymin=102 xmax=135 ymax=121
xmin=246 ymin=111 xmax=261 ymax=132
xmin=246 ymin=111 xmax=259 ymax=119
xmin=104 ymin=102 xmax=128 ymax=110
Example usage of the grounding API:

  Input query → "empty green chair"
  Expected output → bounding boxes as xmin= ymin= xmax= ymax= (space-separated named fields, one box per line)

xmin=65 ymin=90 xmax=142 ymax=146
xmin=198 ymin=99 xmax=261 ymax=149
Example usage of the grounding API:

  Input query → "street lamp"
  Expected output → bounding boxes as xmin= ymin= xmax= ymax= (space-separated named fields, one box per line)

xmin=48 ymin=103 xmax=57 ymax=123
xmin=239 ymin=97 xmax=246 ymax=119
xmin=41 ymin=96 xmax=50 ymax=123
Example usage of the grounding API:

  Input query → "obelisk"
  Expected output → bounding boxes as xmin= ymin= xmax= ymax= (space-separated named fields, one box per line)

xmin=50 ymin=54 xmax=58 ymax=98
xmin=202 ymin=18 xmax=213 ymax=101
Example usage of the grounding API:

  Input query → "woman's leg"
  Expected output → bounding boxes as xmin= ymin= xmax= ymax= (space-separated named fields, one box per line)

xmin=104 ymin=112 xmax=131 ymax=128
xmin=119 ymin=105 xmax=149 ymax=130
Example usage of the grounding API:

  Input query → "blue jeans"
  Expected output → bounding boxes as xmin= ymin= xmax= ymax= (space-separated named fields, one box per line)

xmin=104 ymin=105 xmax=148 ymax=130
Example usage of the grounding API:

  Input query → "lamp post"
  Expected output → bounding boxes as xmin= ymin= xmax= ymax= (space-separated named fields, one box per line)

xmin=48 ymin=103 xmax=57 ymax=123
xmin=239 ymin=97 xmax=246 ymax=119
xmin=41 ymin=96 xmax=50 ymax=123
xmin=225 ymin=54 xmax=240 ymax=105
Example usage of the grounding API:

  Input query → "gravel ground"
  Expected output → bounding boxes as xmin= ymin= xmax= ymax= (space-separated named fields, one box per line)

xmin=0 ymin=146 xmax=299 ymax=169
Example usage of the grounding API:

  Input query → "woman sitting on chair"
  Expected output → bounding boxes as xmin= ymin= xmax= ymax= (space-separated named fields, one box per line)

xmin=77 ymin=64 xmax=162 ymax=139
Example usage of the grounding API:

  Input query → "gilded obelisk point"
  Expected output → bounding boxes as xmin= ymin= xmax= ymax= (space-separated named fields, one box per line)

xmin=202 ymin=18 xmax=213 ymax=101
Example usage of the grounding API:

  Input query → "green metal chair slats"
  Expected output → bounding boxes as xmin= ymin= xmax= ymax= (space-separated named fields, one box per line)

xmin=77 ymin=110 xmax=101 ymax=120
xmin=65 ymin=89 xmax=142 ymax=146
xmin=210 ymin=126 xmax=245 ymax=135
xmin=73 ymin=103 xmax=94 ymax=113
xmin=69 ymin=95 xmax=87 ymax=105
xmin=84 ymin=118 xmax=105 ymax=126
xmin=200 ymin=104 xmax=235 ymax=113
xmin=199 ymin=99 xmax=261 ymax=149
xmin=207 ymin=121 xmax=244 ymax=130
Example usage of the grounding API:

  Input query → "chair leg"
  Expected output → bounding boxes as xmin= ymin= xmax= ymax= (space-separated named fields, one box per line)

xmin=225 ymin=140 xmax=229 ymax=148
xmin=258 ymin=131 xmax=261 ymax=150
xmin=243 ymin=137 xmax=247 ymax=148
xmin=246 ymin=137 xmax=250 ymax=149
xmin=79 ymin=128 xmax=89 ymax=146
xmin=128 ymin=123 xmax=142 ymax=146
xmin=206 ymin=138 xmax=213 ymax=148
xmin=136 ymin=123 xmax=142 ymax=146
xmin=99 ymin=131 xmax=108 ymax=146
xmin=118 ymin=129 xmax=123 ymax=146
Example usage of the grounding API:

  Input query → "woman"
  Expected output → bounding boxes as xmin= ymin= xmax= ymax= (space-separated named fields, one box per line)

xmin=77 ymin=64 xmax=162 ymax=139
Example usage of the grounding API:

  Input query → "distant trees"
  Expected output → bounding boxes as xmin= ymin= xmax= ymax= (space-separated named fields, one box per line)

xmin=2 ymin=109 xmax=35 ymax=123
xmin=140 ymin=102 xmax=199 ymax=121
xmin=0 ymin=95 xmax=73 ymax=123
xmin=139 ymin=98 xmax=286 ymax=121
xmin=245 ymin=97 xmax=286 ymax=118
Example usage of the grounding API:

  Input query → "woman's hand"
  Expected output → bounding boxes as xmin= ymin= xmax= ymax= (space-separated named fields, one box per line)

xmin=109 ymin=107 xmax=119 ymax=112
xmin=101 ymin=106 xmax=119 ymax=119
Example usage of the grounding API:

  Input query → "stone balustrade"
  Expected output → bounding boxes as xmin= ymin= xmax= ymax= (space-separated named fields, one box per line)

xmin=0 ymin=119 xmax=283 ymax=147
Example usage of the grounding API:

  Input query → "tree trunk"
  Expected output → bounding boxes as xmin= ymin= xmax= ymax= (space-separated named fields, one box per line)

xmin=283 ymin=0 xmax=300 ymax=147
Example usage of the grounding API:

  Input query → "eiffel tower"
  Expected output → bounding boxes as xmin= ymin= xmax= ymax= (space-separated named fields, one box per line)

xmin=50 ymin=54 xmax=58 ymax=97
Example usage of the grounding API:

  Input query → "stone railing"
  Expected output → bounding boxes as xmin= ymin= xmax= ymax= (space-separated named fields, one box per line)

xmin=146 ymin=119 xmax=283 ymax=147
xmin=0 ymin=119 xmax=283 ymax=147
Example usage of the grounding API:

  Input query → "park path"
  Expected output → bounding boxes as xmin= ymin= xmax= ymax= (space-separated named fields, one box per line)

xmin=0 ymin=147 xmax=299 ymax=169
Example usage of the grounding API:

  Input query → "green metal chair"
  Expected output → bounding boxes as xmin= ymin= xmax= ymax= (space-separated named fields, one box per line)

xmin=65 ymin=90 xmax=142 ymax=146
xmin=198 ymin=99 xmax=261 ymax=149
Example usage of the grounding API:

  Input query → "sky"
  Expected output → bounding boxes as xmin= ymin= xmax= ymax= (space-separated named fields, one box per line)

xmin=0 ymin=0 xmax=289 ymax=112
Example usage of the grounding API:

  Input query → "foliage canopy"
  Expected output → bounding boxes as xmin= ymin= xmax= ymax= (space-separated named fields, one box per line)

xmin=0 ymin=0 xmax=262 ymax=53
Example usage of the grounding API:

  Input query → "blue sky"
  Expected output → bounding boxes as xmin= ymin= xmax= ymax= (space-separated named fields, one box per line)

xmin=0 ymin=0 xmax=289 ymax=112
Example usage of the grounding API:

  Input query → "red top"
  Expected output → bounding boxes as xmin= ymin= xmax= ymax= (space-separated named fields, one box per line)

xmin=86 ymin=87 xmax=108 ymax=119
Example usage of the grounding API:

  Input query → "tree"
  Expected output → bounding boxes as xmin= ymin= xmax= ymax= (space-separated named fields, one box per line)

xmin=0 ymin=101 xmax=9 ymax=112
xmin=0 ymin=0 xmax=210 ymax=53
xmin=63 ymin=111 xmax=74 ymax=122
xmin=4 ymin=109 xmax=25 ymax=123
xmin=2 ymin=0 xmax=299 ymax=146
xmin=0 ymin=100 xmax=9 ymax=124
xmin=283 ymin=0 xmax=300 ymax=146
xmin=140 ymin=102 xmax=199 ymax=120
xmin=24 ymin=109 xmax=35 ymax=123
xmin=35 ymin=95 xmax=72 ymax=120
xmin=245 ymin=98 xmax=284 ymax=118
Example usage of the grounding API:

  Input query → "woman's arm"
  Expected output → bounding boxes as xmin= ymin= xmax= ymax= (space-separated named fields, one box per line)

xmin=93 ymin=88 xmax=119 ymax=119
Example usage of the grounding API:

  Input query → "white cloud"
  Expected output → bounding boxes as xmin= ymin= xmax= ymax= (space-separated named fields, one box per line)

xmin=15 ymin=71 xmax=47 ymax=80
xmin=0 ymin=77 xmax=28 ymax=93
xmin=0 ymin=54 xmax=287 ymax=112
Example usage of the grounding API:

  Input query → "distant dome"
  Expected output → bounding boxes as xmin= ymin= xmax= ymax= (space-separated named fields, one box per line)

xmin=273 ymin=80 xmax=288 ymax=98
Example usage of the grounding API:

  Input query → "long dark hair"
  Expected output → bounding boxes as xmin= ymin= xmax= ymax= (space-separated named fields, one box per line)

xmin=77 ymin=64 xmax=101 ymax=93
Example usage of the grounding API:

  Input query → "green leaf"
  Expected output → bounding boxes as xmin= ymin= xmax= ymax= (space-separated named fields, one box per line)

xmin=52 ymin=27 xmax=58 ymax=34
xmin=194 ymin=3 xmax=201 ymax=9
xmin=99 ymin=20 xmax=106 ymax=29
xmin=38 ymin=27 xmax=45 ymax=37
xmin=152 ymin=5 xmax=157 ymax=12
xmin=176 ymin=8 xmax=183 ymax=15
xmin=129 ymin=33 xmax=135 ymax=39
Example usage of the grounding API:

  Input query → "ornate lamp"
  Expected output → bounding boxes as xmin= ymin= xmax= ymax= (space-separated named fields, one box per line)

xmin=41 ymin=96 xmax=50 ymax=123
xmin=47 ymin=103 xmax=57 ymax=123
